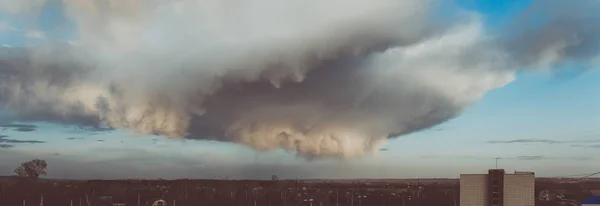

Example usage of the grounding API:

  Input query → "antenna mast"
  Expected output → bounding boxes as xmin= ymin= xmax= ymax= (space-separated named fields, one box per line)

xmin=495 ymin=158 xmax=501 ymax=169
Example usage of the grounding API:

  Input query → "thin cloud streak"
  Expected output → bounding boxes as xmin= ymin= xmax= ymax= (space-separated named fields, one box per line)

xmin=0 ymin=144 xmax=14 ymax=148
xmin=487 ymin=138 xmax=600 ymax=144
xmin=0 ymin=135 xmax=45 ymax=144
xmin=571 ymin=144 xmax=600 ymax=149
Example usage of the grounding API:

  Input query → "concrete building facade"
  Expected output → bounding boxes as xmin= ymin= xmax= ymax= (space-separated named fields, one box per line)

xmin=460 ymin=174 xmax=488 ymax=206
xmin=460 ymin=169 xmax=534 ymax=206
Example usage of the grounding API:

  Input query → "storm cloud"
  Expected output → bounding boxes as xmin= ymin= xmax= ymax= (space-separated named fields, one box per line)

xmin=0 ymin=0 xmax=598 ymax=158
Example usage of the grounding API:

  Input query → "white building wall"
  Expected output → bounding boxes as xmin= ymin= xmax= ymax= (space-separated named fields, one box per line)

xmin=460 ymin=174 xmax=489 ymax=206
xmin=503 ymin=173 xmax=535 ymax=206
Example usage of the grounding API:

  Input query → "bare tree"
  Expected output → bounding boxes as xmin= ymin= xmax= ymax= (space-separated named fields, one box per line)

xmin=14 ymin=159 xmax=48 ymax=178
xmin=271 ymin=175 xmax=278 ymax=181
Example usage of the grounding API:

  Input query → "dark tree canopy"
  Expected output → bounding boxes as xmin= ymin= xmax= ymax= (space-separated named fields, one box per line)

xmin=14 ymin=159 xmax=47 ymax=178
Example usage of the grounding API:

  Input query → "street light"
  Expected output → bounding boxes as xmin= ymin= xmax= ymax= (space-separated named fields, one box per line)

xmin=357 ymin=195 xmax=367 ymax=206
xmin=303 ymin=198 xmax=314 ymax=206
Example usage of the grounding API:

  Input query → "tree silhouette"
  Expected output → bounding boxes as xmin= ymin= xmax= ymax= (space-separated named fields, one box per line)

xmin=14 ymin=159 xmax=47 ymax=178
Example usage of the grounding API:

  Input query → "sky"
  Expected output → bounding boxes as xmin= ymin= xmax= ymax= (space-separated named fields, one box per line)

xmin=0 ymin=0 xmax=599 ymax=179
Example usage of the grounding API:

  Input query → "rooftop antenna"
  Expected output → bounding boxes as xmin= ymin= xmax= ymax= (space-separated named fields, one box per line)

xmin=494 ymin=158 xmax=501 ymax=169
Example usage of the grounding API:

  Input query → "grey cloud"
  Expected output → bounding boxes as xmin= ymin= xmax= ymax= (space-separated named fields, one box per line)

xmin=66 ymin=137 xmax=84 ymax=140
xmin=571 ymin=144 xmax=600 ymax=149
xmin=0 ymin=135 xmax=45 ymax=144
xmin=0 ymin=122 xmax=38 ymax=132
xmin=75 ymin=125 xmax=114 ymax=132
xmin=432 ymin=127 xmax=445 ymax=131
xmin=14 ymin=127 xmax=35 ymax=132
xmin=0 ymin=144 xmax=13 ymax=148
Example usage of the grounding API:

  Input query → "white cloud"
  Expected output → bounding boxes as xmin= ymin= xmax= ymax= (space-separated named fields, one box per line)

xmin=0 ymin=22 xmax=23 ymax=32
xmin=0 ymin=0 xmax=46 ymax=14
xmin=25 ymin=30 xmax=45 ymax=39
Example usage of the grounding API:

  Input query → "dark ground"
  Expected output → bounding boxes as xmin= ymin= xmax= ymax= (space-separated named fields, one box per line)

xmin=0 ymin=177 xmax=598 ymax=206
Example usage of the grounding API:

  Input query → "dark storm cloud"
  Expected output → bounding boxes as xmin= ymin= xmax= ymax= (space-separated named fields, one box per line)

xmin=0 ymin=135 xmax=45 ymax=144
xmin=0 ymin=0 xmax=599 ymax=159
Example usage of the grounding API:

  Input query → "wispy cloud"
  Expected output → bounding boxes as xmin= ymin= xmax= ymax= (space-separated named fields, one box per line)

xmin=14 ymin=127 xmax=36 ymax=132
xmin=488 ymin=138 xmax=600 ymax=144
xmin=515 ymin=155 xmax=545 ymax=160
xmin=445 ymin=155 xmax=594 ymax=161
xmin=24 ymin=30 xmax=45 ymax=39
xmin=0 ymin=135 xmax=45 ymax=144
xmin=0 ymin=144 xmax=14 ymax=148
xmin=0 ymin=22 xmax=23 ymax=32
xmin=0 ymin=122 xmax=38 ymax=132
xmin=418 ymin=155 xmax=439 ymax=159
xmin=571 ymin=144 xmax=600 ymax=149
xmin=511 ymin=156 xmax=593 ymax=161
xmin=488 ymin=139 xmax=561 ymax=144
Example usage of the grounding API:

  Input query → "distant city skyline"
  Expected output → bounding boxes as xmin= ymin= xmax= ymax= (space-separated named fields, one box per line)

xmin=1 ymin=0 xmax=599 ymax=179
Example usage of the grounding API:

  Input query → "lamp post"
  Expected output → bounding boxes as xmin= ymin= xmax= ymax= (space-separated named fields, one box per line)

xmin=303 ymin=198 xmax=314 ymax=206
xmin=357 ymin=195 xmax=367 ymax=206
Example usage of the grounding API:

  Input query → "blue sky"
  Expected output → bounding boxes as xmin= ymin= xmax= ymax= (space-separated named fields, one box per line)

xmin=0 ymin=0 xmax=599 ymax=179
